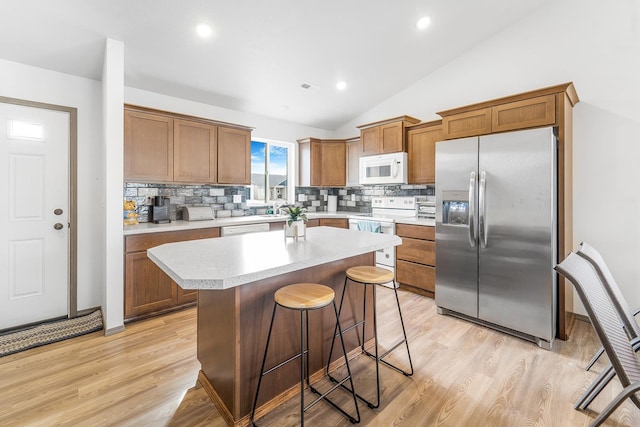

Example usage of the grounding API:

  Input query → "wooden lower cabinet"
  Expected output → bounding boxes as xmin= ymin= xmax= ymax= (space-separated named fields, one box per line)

xmin=319 ymin=218 xmax=348 ymax=228
xmin=124 ymin=227 xmax=220 ymax=321
xmin=395 ymin=223 xmax=436 ymax=297
xmin=271 ymin=218 xmax=347 ymax=230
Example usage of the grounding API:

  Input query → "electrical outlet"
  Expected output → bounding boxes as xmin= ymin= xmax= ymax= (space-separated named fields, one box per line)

xmin=145 ymin=195 xmax=154 ymax=205
xmin=233 ymin=194 xmax=242 ymax=203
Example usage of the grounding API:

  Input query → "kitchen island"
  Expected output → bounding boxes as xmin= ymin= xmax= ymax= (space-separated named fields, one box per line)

xmin=148 ymin=226 xmax=401 ymax=426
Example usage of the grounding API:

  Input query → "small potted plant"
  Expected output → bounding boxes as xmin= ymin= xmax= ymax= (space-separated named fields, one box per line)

xmin=284 ymin=206 xmax=308 ymax=239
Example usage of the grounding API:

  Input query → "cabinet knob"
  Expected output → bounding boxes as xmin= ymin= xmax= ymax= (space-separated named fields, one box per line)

xmin=54 ymin=223 xmax=64 ymax=230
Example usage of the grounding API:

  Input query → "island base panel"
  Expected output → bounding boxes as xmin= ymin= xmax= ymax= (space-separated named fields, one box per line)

xmin=197 ymin=252 xmax=375 ymax=424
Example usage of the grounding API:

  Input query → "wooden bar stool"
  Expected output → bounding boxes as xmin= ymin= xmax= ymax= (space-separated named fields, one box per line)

xmin=327 ymin=266 xmax=413 ymax=409
xmin=250 ymin=283 xmax=360 ymax=426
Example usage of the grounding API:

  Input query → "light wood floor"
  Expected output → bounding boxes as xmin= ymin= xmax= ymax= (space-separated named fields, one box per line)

xmin=1 ymin=290 xmax=639 ymax=426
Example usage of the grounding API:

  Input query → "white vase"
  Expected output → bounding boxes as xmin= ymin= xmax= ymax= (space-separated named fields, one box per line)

xmin=285 ymin=220 xmax=306 ymax=238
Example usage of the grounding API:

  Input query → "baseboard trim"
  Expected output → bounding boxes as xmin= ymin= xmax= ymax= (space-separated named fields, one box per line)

xmin=104 ymin=325 xmax=125 ymax=336
xmin=574 ymin=312 xmax=590 ymax=323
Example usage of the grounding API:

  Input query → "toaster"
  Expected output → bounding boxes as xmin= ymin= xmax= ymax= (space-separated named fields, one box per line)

xmin=183 ymin=206 xmax=214 ymax=221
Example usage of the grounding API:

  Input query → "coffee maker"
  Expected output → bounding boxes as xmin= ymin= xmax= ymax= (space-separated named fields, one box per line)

xmin=150 ymin=196 xmax=171 ymax=224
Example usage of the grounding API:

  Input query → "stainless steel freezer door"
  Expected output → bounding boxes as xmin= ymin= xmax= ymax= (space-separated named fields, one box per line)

xmin=477 ymin=127 xmax=557 ymax=341
xmin=435 ymin=137 xmax=479 ymax=318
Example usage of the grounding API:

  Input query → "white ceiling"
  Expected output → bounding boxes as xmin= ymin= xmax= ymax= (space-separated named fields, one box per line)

xmin=0 ymin=0 xmax=552 ymax=130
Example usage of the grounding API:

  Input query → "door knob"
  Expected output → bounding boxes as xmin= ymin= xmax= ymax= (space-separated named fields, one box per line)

xmin=54 ymin=223 xmax=64 ymax=230
xmin=54 ymin=208 xmax=63 ymax=215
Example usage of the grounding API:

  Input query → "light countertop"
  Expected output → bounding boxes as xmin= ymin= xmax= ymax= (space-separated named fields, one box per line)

xmin=124 ymin=211 xmax=434 ymax=235
xmin=147 ymin=226 xmax=402 ymax=290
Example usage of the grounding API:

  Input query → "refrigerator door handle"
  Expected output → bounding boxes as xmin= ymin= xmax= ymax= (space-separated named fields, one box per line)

xmin=468 ymin=171 xmax=477 ymax=247
xmin=479 ymin=171 xmax=488 ymax=248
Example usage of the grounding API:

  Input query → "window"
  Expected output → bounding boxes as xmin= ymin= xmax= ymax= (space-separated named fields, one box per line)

xmin=250 ymin=139 xmax=294 ymax=204
xmin=8 ymin=119 xmax=44 ymax=141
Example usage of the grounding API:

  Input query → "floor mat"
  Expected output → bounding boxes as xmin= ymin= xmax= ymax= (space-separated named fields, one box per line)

xmin=0 ymin=310 xmax=103 ymax=357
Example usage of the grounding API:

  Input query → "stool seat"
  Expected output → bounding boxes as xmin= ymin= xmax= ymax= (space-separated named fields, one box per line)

xmin=346 ymin=266 xmax=394 ymax=284
xmin=275 ymin=283 xmax=335 ymax=310
xmin=251 ymin=282 xmax=360 ymax=425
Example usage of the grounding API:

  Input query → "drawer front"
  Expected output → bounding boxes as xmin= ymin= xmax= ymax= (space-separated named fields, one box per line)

xmin=396 ymin=260 xmax=435 ymax=293
xmin=396 ymin=223 xmax=434 ymax=240
xmin=396 ymin=237 xmax=435 ymax=265
xmin=125 ymin=227 xmax=220 ymax=253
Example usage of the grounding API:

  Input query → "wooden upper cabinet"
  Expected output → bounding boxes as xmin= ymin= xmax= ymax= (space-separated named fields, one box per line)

xmin=124 ymin=110 xmax=174 ymax=182
xmin=491 ymin=94 xmax=555 ymax=132
xmin=173 ymin=119 xmax=217 ymax=183
xmin=441 ymin=108 xmax=492 ymax=139
xmin=216 ymin=126 xmax=251 ymax=185
xmin=320 ymin=141 xmax=347 ymax=186
xmin=361 ymin=127 xmax=380 ymax=155
xmin=357 ymin=116 xmax=420 ymax=155
xmin=437 ymin=83 xmax=577 ymax=140
xmin=407 ymin=120 xmax=442 ymax=184
xmin=124 ymin=105 xmax=253 ymax=185
xmin=298 ymin=138 xmax=346 ymax=187
xmin=380 ymin=121 xmax=404 ymax=153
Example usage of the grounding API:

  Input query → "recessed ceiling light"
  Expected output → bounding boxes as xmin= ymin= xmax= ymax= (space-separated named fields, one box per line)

xmin=416 ymin=16 xmax=431 ymax=30
xmin=336 ymin=81 xmax=347 ymax=91
xmin=196 ymin=23 xmax=213 ymax=38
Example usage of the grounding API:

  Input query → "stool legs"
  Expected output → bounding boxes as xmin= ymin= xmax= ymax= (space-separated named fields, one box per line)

xmin=250 ymin=303 xmax=278 ymax=426
xmin=367 ymin=283 xmax=414 ymax=378
xmin=251 ymin=300 xmax=360 ymax=426
xmin=327 ymin=276 xmax=414 ymax=409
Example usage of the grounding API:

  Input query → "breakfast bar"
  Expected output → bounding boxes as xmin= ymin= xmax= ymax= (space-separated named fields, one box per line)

xmin=148 ymin=226 xmax=401 ymax=426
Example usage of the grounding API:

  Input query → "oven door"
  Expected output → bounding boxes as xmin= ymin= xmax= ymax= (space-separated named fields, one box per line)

xmin=348 ymin=219 xmax=395 ymax=268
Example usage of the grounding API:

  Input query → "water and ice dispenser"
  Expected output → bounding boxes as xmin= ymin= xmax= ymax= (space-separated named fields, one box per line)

xmin=441 ymin=191 xmax=469 ymax=226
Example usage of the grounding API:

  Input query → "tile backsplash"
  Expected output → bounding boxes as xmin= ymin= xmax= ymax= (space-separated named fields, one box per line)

xmin=124 ymin=183 xmax=253 ymax=223
xmin=295 ymin=185 xmax=434 ymax=214
xmin=124 ymin=183 xmax=435 ymax=223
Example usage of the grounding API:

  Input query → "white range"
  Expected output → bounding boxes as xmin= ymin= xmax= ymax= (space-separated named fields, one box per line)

xmin=348 ymin=196 xmax=418 ymax=272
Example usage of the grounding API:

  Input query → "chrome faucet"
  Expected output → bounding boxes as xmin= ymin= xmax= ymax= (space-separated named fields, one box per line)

xmin=272 ymin=200 xmax=286 ymax=215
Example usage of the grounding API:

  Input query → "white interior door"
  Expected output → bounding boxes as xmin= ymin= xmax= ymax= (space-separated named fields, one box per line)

xmin=0 ymin=103 xmax=69 ymax=329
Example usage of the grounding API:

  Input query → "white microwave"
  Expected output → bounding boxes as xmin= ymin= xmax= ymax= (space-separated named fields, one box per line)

xmin=359 ymin=152 xmax=408 ymax=185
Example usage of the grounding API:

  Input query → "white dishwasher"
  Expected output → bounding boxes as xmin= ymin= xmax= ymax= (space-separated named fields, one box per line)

xmin=220 ymin=222 xmax=270 ymax=237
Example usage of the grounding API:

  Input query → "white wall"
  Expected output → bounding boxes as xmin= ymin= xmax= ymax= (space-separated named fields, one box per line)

xmin=333 ymin=0 xmax=640 ymax=314
xmin=0 ymin=58 xmax=105 ymax=313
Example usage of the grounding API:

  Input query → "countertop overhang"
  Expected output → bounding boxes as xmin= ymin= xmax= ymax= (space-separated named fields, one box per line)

xmin=147 ymin=226 xmax=401 ymax=290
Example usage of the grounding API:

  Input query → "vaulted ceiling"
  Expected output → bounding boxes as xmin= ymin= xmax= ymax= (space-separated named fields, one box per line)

xmin=0 ymin=0 xmax=552 ymax=129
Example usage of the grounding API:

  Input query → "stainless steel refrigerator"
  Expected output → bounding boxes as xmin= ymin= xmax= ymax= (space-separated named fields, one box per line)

xmin=435 ymin=127 xmax=557 ymax=349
